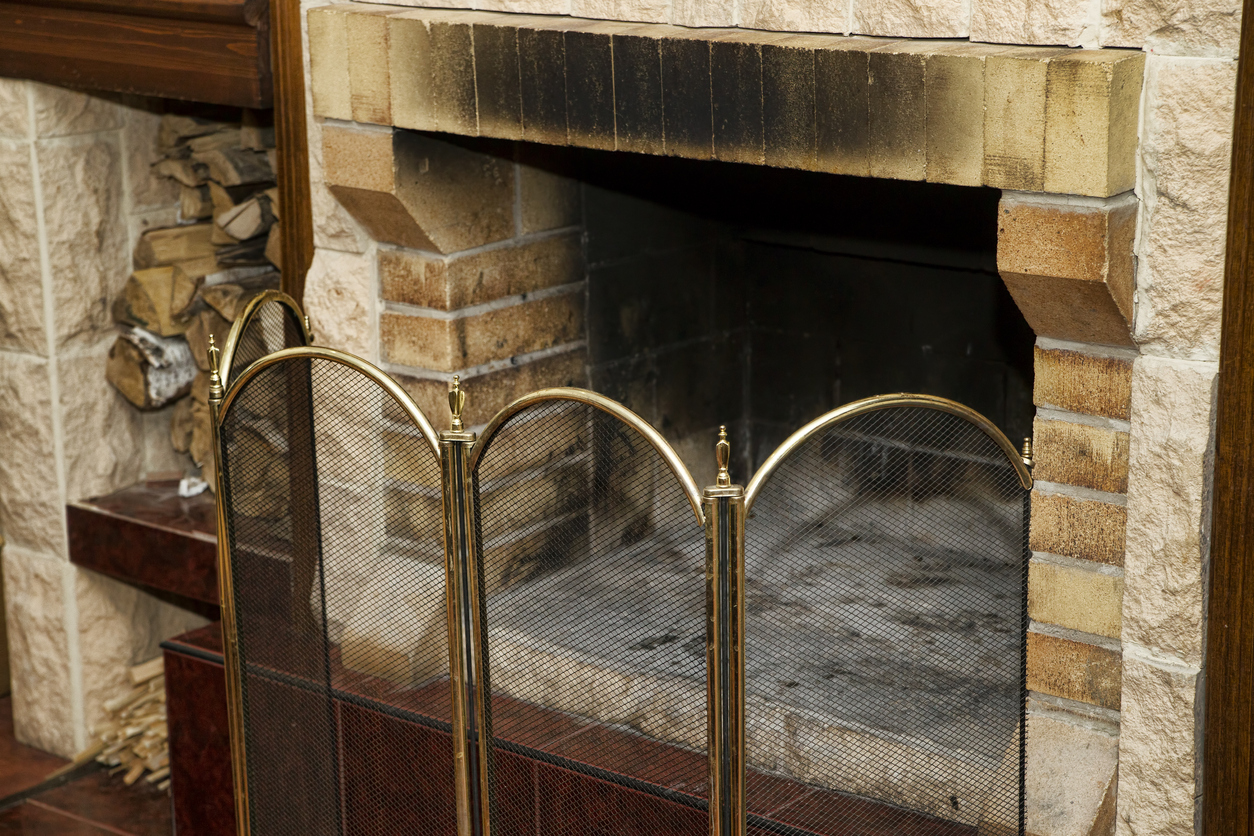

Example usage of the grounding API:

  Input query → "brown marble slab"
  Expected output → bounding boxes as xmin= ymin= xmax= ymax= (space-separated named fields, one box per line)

xmin=67 ymin=481 xmax=219 ymax=606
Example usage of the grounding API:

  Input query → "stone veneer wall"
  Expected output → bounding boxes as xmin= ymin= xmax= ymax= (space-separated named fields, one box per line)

xmin=296 ymin=2 xmax=1239 ymax=835
xmin=0 ymin=81 xmax=208 ymax=757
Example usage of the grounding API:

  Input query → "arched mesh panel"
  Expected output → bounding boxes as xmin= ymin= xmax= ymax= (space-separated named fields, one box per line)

xmin=473 ymin=399 xmax=708 ymax=836
xmin=219 ymin=355 xmax=449 ymax=836
xmin=744 ymin=405 xmax=1028 ymax=836
xmin=224 ymin=296 xmax=307 ymax=383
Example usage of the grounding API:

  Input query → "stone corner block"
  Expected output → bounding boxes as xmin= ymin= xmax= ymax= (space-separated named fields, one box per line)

xmin=1116 ymin=654 xmax=1200 ymax=836
xmin=3 ymin=547 xmax=76 ymax=757
xmin=1122 ymin=355 xmax=1217 ymax=665
xmin=999 ymin=193 xmax=1137 ymax=347
xmin=322 ymin=124 xmax=514 ymax=254
xmin=305 ymin=247 xmax=378 ymax=362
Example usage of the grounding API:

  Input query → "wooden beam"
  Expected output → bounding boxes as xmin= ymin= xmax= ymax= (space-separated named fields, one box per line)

xmin=1204 ymin=0 xmax=1254 ymax=831
xmin=0 ymin=1 xmax=271 ymax=108
xmin=270 ymin=0 xmax=313 ymax=303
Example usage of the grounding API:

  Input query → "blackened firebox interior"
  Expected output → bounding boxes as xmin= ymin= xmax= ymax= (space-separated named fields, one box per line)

xmin=516 ymin=142 xmax=1034 ymax=485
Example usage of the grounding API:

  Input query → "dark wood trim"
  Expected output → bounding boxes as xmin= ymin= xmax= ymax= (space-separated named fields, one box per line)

xmin=1204 ymin=0 xmax=1254 ymax=830
xmin=271 ymin=0 xmax=314 ymax=303
xmin=36 ymin=0 xmax=267 ymax=26
xmin=0 ymin=1 xmax=271 ymax=107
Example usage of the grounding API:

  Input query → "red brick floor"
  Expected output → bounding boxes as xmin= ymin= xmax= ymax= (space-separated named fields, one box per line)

xmin=0 ymin=698 xmax=172 ymax=835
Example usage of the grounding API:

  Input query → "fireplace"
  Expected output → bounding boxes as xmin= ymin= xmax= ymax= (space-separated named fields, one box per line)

xmin=291 ymin=7 xmax=1187 ymax=835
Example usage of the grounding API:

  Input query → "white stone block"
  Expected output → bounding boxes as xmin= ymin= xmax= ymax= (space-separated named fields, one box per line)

xmin=1123 ymin=355 xmax=1216 ymax=666
xmin=0 ymin=138 xmax=47 ymax=354
xmin=3 ymin=547 xmax=75 ymax=757
xmin=305 ymin=247 xmax=377 ymax=362
xmin=971 ymin=0 xmax=1093 ymax=46
xmin=29 ymin=81 xmax=121 ymax=138
xmin=58 ymin=347 xmax=145 ymax=503
xmin=570 ymin=0 xmax=669 ymax=23
xmin=75 ymin=568 xmax=207 ymax=743
xmin=739 ymin=0 xmax=849 ymax=33
xmin=0 ymin=352 xmax=62 ymax=556
xmin=853 ymin=0 xmax=971 ymax=38
xmin=1101 ymin=0 xmax=1242 ymax=57
xmin=1116 ymin=653 xmax=1201 ymax=836
xmin=1135 ymin=55 xmax=1236 ymax=360
xmin=119 ymin=98 xmax=181 ymax=214
xmin=0 ymin=78 xmax=28 ymax=139
xmin=37 ymin=134 xmax=129 ymax=351
xmin=671 ymin=0 xmax=735 ymax=26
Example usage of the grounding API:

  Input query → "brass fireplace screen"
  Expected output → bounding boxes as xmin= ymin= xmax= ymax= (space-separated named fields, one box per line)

xmin=207 ymin=296 xmax=1033 ymax=836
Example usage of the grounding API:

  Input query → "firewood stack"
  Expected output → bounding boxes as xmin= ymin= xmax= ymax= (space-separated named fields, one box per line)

xmin=55 ymin=657 xmax=171 ymax=793
xmin=106 ymin=111 xmax=282 ymax=488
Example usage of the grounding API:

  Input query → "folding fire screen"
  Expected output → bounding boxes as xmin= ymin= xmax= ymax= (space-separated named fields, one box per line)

xmin=210 ymin=342 xmax=1031 ymax=836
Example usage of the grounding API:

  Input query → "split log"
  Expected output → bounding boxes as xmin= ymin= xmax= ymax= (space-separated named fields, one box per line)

xmin=189 ymin=399 xmax=216 ymax=490
xmin=191 ymin=371 xmax=208 ymax=404
xmin=111 ymin=266 xmax=197 ymax=337
xmin=217 ymin=194 xmax=276 ymax=241
xmin=184 ymin=307 xmax=231 ymax=372
xmin=134 ymin=224 xmax=215 ymax=270
xmin=216 ymin=236 xmax=269 ymax=267
xmin=105 ymin=327 xmax=196 ymax=410
xmin=192 ymin=147 xmax=273 ymax=187
xmin=241 ymin=110 xmax=275 ymax=150
xmin=263 ymin=186 xmax=280 ymax=217
xmin=170 ymin=396 xmax=194 ymax=453
xmin=151 ymin=158 xmax=208 ymax=188
xmin=187 ymin=128 xmax=242 ymax=155
xmin=265 ymin=222 xmax=281 ymax=268
xmin=179 ymin=185 xmax=212 ymax=221
xmin=158 ymin=114 xmax=222 ymax=149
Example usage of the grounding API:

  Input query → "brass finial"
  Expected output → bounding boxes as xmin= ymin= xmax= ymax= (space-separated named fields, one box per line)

xmin=304 ymin=315 xmax=314 ymax=343
xmin=207 ymin=334 xmax=223 ymax=402
xmin=448 ymin=375 xmax=466 ymax=432
xmin=716 ymin=425 xmax=731 ymax=487
xmin=1021 ymin=436 xmax=1034 ymax=469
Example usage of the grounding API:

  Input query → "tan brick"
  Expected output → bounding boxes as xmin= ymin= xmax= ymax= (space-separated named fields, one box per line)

xmin=1033 ymin=346 xmax=1133 ymax=420
xmin=868 ymin=43 xmax=927 ymax=182
xmin=397 ymin=347 xmax=588 ymax=427
xmin=382 ymin=291 xmax=584 ymax=371
xmin=983 ymin=49 xmax=1069 ymax=191
xmin=323 ymin=124 xmax=513 ymax=254
xmin=925 ymin=44 xmax=1006 ymax=187
xmin=380 ymin=234 xmax=583 ymax=311
xmin=1027 ymin=631 xmax=1122 ymax=710
xmin=1028 ymin=561 xmax=1123 ymax=639
xmin=1030 ymin=491 xmax=1127 ymax=567
xmin=346 ymin=7 xmax=402 ymax=125
xmin=1033 ymin=418 xmax=1130 ymax=494
xmin=1043 ymin=50 xmax=1144 ymax=197
xmin=308 ymin=5 xmax=352 ymax=121
xmin=998 ymin=194 xmax=1137 ymax=346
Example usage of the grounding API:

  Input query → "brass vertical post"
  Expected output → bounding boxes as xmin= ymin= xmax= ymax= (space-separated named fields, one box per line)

xmin=207 ymin=336 xmax=251 ymax=836
xmin=705 ymin=426 xmax=745 ymax=836
xmin=441 ymin=377 xmax=494 ymax=836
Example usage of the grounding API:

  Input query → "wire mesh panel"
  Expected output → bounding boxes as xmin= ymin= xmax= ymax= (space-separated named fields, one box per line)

xmin=224 ymin=294 xmax=307 ymax=383
xmin=473 ymin=398 xmax=709 ymax=836
xmin=218 ymin=354 xmax=450 ymax=836
xmin=744 ymin=404 xmax=1028 ymax=836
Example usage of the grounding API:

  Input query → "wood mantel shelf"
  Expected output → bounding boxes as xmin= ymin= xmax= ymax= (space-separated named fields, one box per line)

xmin=0 ymin=0 xmax=271 ymax=107
xmin=67 ymin=480 xmax=220 ymax=609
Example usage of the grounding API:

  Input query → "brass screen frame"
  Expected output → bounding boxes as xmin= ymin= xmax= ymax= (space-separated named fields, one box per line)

xmin=471 ymin=387 xmax=705 ymax=527
xmin=210 ymin=345 xmax=442 ymax=836
xmin=744 ymin=393 xmax=1033 ymax=513
xmin=218 ymin=290 xmax=313 ymax=386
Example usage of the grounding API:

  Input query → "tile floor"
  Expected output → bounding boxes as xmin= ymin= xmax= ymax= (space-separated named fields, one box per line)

xmin=0 ymin=698 xmax=172 ymax=835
